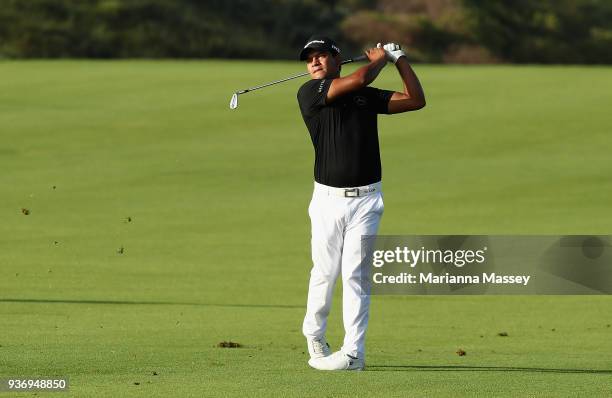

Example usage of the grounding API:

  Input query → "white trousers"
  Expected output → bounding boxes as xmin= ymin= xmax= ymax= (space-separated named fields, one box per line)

xmin=303 ymin=181 xmax=384 ymax=358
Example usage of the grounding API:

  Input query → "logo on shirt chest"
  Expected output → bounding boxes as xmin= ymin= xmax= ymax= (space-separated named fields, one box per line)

xmin=353 ymin=95 xmax=368 ymax=107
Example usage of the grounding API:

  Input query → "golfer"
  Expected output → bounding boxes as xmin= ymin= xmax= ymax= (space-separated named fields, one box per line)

xmin=297 ymin=35 xmax=426 ymax=371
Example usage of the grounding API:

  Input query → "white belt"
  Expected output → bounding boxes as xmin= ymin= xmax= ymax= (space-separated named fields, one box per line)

xmin=314 ymin=181 xmax=381 ymax=198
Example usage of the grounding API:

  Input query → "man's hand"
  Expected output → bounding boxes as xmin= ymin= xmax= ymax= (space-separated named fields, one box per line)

xmin=377 ymin=42 xmax=406 ymax=64
xmin=365 ymin=47 xmax=387 ymax=64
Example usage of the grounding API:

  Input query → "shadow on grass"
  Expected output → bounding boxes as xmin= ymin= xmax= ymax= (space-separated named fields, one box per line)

xmin=0 ymin=298 xmax=303 ymax=309
xmin=367 ymin=365 xmax=612 ymax=374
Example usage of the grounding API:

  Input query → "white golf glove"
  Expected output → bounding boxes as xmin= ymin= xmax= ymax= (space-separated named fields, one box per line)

xmin=377 ymin=42 xmax=406 ymax=63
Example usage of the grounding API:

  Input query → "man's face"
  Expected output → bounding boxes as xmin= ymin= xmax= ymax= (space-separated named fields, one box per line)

xmin=306 ymin=50 xmax=340 ymax=79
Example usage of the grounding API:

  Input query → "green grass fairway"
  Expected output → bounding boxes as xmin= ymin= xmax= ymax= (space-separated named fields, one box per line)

xmin=1 ymin=60 xmax=611 ymax=397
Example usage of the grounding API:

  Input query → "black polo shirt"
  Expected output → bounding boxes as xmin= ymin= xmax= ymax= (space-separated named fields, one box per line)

xmin=297 ymin=78 xmax=393 ymax=188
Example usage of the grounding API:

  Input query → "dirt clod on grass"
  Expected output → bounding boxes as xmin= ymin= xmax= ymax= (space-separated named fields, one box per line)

xmin=218 ymin=341 xmax=242 ymax=348
xmin=498 ymin=332 xmax=508 ymax=336
xmin=456 ymin=349 xmax=466 ymax=356
xmin=21 ymin=208 xmax=30 ymax=215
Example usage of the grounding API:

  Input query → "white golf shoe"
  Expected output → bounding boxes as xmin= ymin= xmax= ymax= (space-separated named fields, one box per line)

xmin=308 ymin=350 xmax=365 ymax=371
xmin=307 ymin=337 xmax=331 ymax=359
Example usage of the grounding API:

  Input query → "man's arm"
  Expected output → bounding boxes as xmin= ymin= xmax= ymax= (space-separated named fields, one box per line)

xmin=387 ymin=57 xmax=426 ymax=114
xmin=326 ymin=48 xmax=387 ymax=104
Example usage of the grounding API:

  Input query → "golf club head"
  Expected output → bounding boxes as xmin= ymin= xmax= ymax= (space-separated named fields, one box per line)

xmin=229 ymin=93 xmax=239 ymax=110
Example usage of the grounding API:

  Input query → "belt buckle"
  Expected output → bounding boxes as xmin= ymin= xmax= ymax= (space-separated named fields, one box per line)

xmin=344 ymin=188 xmax=359 ymax=198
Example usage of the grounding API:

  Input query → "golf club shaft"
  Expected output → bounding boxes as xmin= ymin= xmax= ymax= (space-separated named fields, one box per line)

xmin=237 ymin=55 xmax=367 ymax=95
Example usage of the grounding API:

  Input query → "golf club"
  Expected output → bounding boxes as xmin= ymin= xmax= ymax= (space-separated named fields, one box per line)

xmin=229 ymin=54 xmax=367 ymax=110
